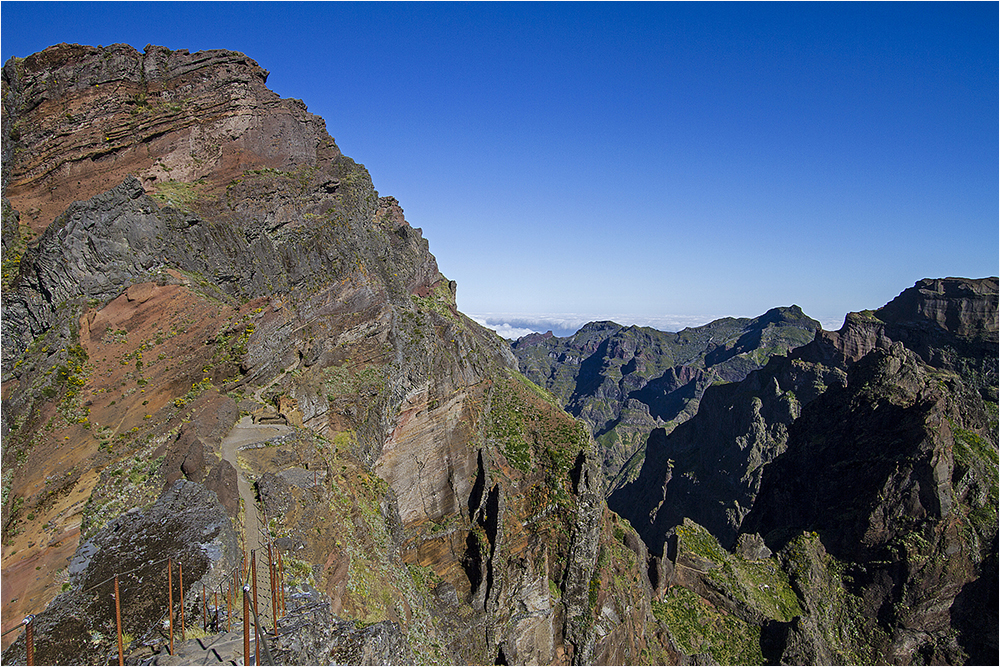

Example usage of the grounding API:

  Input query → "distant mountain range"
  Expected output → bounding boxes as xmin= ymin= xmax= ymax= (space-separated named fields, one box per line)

xmin=609 ymin=277 xmax=998 ymax=664
xmin=510 ymin=306 xmax=820 ymax=490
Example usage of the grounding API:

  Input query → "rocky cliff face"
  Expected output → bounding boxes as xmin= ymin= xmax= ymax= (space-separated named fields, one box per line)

xmin=511 ymin=307 xmax=819 ymax=490
xmin=1 ymin=44 xmax=669 ymax=664
xmin=610 ymin=277 xmax=998 ymax=664
xmin=742 ymin=341 xmax=996 ymax=663
xmin=2 ymin=43 xmax=327 ymax=239
xmin=794 ymin=277 xmax=999 ymax=402
xmin=1 ymin=480 xmax=238 ymax=665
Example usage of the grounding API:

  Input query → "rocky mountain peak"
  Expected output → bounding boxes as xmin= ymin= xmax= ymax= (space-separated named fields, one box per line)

xmin=792 ymin=276 xmax=998 ymax=400
xmin=878 ymin=276 xmax=1000 ymax=339
xmin=2 ymin=43 xmax=672 ymax=665
xmin=3 ymin=42 xmax=333 ymax=238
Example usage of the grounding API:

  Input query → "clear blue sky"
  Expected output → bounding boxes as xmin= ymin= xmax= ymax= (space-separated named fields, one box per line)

xmin=3 ymin=2 xmax=997 ymax=334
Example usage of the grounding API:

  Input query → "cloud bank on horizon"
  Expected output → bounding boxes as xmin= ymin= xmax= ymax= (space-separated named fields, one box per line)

xmin=471 ymin=312 xmax=846 ymax=341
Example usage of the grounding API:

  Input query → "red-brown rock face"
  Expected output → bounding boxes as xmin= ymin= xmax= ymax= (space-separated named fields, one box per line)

xmin=4 ymin=43 xmax=336 ymax=236
xmin=2 ymin=43 xmax=666 ymax=665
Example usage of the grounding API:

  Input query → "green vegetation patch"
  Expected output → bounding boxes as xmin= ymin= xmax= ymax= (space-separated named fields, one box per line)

xmin=653 ymin=586 xmax=764 ymax=665
xmin=1 ymin=218 xmax=36 ymax=292
xmin=781 ymin=531 xmax=888 ymax=664
xmin=150 ymin=179 xmax=210 ymax=212
xmin=283 ymin=555 xmax=317 ymax=588
xmin=406 ymin=562 xmax=443 ymax=596
xmin=410 ymin=281 xmax=458 ymax=322
xmin=323 ymin=363 xmax=387 ymax=403
xmin=313 ymin=444 xmax=447 ymax=662
xmin=951 ymin=419 xmax=1000 ymax=539
xmin=676 ymin=520 xmax=802 ymax=622
xmin=486 ymin=370 xmax=588 ymax=482
xmin=952 ymin=423 xmax=999 ymax=468
xmin=81 ymin=452 xmax=166 ymax=540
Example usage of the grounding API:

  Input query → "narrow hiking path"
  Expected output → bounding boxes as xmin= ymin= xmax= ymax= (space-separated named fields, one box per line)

xmin=220 ymin=412 xmax=292 ymax=634
xmin=220 ymin=417 xmax=290 ymax=554
xmin=220 ymin=356 xmax=300 ymax=561
xmin=213 ymin=358 xmax=299 ymax=654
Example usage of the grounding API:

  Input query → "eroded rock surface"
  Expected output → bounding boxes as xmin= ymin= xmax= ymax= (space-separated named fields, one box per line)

xmin=1 ymin=480 xmax=237 ymax=665
xmin=2 ymin=43 xmax=668 ymax=665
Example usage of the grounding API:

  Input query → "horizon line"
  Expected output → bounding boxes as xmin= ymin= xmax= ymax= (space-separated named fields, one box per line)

xmin=467 ymin=311 xmax=847 ymax=340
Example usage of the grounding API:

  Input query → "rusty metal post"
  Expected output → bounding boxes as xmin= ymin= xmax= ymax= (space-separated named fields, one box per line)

xmin=270 ymin=559 xmax=278 ymax=637
xmin=23 ymin=616 xmax=34 ymax=666
xmin=227 ymin=580 xmax=232 ymax=632
xmin=251 ymin=550 xmax=260 ymax=666
xmin=232 ymin=568 xmax=238 ymax=628
xmin=115 ymin=575 xmax=124 ymax=665
xmin=179 ymin=561 xmax=185 ymax=642
xmin=251 ymin=550 xmax=258 ymax=618
xmin=279 ymin=551 xmax=286 ymax=615
xmin=268 ymin=542 xmax=278 ymax=635
xmin=167 ymin=558 xmax=174 ymax=656
xmin=278 ymin=551 xmax=286 ymax=615
xmin=242 ymin=584 xmax=250 ymax=665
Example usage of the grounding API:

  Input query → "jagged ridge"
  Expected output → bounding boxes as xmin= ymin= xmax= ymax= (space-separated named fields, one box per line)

xmin=611 ymin=277 xmax=998 ymax=664
xmin=511 ymin=306 xmax=820 ymax=490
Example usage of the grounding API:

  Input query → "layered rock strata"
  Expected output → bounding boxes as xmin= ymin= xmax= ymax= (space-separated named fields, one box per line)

xmin=1 ymin=43 xmax=667 ymax=664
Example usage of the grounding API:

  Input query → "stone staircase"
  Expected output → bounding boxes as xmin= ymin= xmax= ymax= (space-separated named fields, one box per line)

xmin=143 ymin=626 xmax=278 ymax=666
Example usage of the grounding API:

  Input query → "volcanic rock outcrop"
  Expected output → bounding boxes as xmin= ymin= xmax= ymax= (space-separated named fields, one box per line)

xmin=610 ymin=277 xmax=999 ymax=663
xmin=2 ymin=43 xmax=672 ymax=665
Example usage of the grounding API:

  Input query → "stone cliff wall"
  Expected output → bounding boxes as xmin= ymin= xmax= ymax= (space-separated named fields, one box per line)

xmin=1 ymin=43 xmax=666 ymax=665
xmin=3 ymin=43 xmax=331 ymax=237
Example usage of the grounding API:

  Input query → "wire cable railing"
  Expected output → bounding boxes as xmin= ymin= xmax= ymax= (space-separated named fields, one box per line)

xmin=4 ymin=515 xmax=290 ymax=665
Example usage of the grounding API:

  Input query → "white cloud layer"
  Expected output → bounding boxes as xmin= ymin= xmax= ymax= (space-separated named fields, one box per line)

xmin=470 ymin=312 xmax=847 ymax=341
xmin=469 ymin=313 xmax=731 ymax=340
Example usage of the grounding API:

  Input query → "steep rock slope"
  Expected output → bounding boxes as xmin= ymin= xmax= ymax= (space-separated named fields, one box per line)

xmin=742 ymin=342 xmax=996 ymax=663
xmin=1 ymin=480 xmax=238 ymax=665
xmin=2 ymin=43 xmax=326 ymax=239
xmin=511 ymin=307 xmax=819 ymax=489
xmin=1 ymin=44 xmax=669 ymax=664
xmin=611 ymin=277 xmax=998 ymax=663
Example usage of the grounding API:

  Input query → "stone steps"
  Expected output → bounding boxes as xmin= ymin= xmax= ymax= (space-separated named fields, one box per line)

xmin=145 ymin=629 xmax=263 ymax=665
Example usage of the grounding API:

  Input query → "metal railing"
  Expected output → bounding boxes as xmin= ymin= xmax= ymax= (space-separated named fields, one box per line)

xmin=2 ymin=538 xmax=288 ymax=666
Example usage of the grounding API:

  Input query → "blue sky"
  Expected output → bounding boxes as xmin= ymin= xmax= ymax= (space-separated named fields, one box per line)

xmin=2 ymin=2 xmax=997 ymax=335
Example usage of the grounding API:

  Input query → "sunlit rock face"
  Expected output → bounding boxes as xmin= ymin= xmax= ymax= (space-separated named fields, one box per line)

xmin=2 ymin=43 xmax=665 ymax=665
xmin=3 ymin=43 xmax=329 ymax=236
